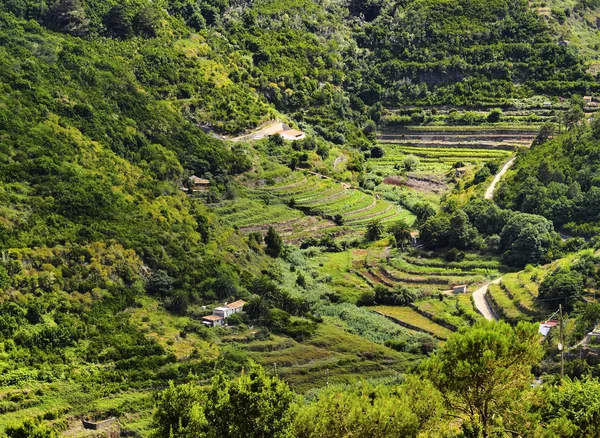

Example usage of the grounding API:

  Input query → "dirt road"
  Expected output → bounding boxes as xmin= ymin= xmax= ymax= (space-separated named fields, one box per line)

xmin=485 ymin=157 xmax=516 ymax=200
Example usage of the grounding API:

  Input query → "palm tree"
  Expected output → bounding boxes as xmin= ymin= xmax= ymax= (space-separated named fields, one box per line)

xmin=387 ymin=219 xmax=413 ymax=251
xmin=365 ymin=219 xmax=384 ymax=241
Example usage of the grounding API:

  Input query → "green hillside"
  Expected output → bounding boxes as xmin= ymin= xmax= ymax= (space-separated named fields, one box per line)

xmin=2 ymin=0 xmax=600 ymax=435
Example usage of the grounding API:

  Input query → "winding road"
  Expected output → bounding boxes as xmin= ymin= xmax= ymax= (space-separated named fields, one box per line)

xmin=485 ymin=157 xmax=516 ymax=200
xmin=472 ymin=157 xmax=517 ymax=320
xmin=472 ymin=279 xmax=501 ymax=321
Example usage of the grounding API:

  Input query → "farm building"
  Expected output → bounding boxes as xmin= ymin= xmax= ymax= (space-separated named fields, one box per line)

xmin=278 ymin=129 xmax=306 ymax=141
xmin=189 ymin=175 xmax=210 ymax=191
xmin=202 ymin=300 xmax=246 ymax=327
xmin=454 ymin=167 xmax=467 ymax=177
xmin=539 ymin=320 xmax=558 ymax=337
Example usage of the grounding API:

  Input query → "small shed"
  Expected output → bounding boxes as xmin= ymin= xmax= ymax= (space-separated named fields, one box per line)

xmin=189 ymin=175 xmax=210 ymax=191
xmin=202 ymin=314 xmax=224 ymax=327
xmin=452 ymin=284 xmax=468 ymax=294
xmin=542 ymin=101 xmax=552 ymax=109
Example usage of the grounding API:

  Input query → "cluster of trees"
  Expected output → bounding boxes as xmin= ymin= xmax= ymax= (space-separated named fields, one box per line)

xmin=419 ymin=198 xmax=563 ymax=267
xmin=497 ymin=116 xmax=600 ymax=236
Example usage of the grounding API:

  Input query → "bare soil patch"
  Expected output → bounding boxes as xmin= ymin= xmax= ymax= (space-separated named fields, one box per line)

xmin=383 ymin=174 xmax=448 ymax=194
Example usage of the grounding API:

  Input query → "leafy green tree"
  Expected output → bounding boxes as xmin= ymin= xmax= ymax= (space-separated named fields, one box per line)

xmin=448 ymin=210 xmax=480 ymax=250
xmin=147 ymin=270 xmax=174 ymax=297
xmin=423 ymin=321 xmax=543 ymax=437
xmin=152 ymin=382 xmax=207 ymax=438
xmin=565 ymin=103 xmax=584 ymax=128
xmin=486 ymin=108 xmax=502 ymax=123
xmin=104 ymin=4 xmax=133 ymax=38
xmin=370 ymin=145 xmax=385 ymax=158
xmin=403 ymin=155 xmax=420 ymax=171
xmin=265 ymin=226 xmax=283 ymax=257
xmin=537 ymin=377 xmax=600 ymax=436
xmin=413 ymin=202 xmax=436 ymax=227
xmin=153 ymin=365 xmax=294 ymax=438
xmin=365 ymin=219 xmax=384 ymax=241
xmin=294 ymin=381 xmax=441 ymax=438
xmin=473 ymin=165 xmax=491 ymax=184
xmin=539 ymin=268 xmax=584 ymax=310
xmin=134 ymin=6 xmax=161 ymax=37
xmin=500 ymin=213 xmax=557 ymax=267
xmin=420 ymin=215 xmax=451 ymax=248
xmin=387 ymin=219 xmax=412 ymax=251
xmin=533 ymin=123 xmax=554 ymax=146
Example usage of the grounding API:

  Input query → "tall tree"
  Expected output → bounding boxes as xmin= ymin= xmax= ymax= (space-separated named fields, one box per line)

xmin=265 ymin=226 xmax=283 ymax=257
xmin=387 ymin=219 xmax=412 ymax=251
xmin=423 ymin=321 xmax=543 ymax=437
xmin=46 ymin=0 xmax=89 ymax=36
xmin=365 ymin=219 xmax=384 ymax=241
xmin=152 ymin=365 xmax=294 ymax=438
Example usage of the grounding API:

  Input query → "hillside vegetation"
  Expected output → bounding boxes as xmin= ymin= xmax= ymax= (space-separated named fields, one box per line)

xmin=2 ymin=0 xmax=600 ymax=435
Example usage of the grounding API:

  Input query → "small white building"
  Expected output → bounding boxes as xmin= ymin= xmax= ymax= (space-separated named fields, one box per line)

xmin=202 ymin=300 xmax=246 ymax=327
xmin=452 ymin=284 xmax=468 ymax=294
xmin=278 ymin=129 xmax=306 ymax=141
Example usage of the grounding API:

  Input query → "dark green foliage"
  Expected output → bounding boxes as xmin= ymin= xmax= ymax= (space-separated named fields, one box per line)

xmin=420 ymin=215 xmax=451 ymax=248
xmin=473 ymin=166 xmax=492 ymax=184
xmin=265 ymin=226 xmax=283 ymax=258
xmin=538 ymin=378 xmax=600 ymax=436
xmin=500 ymin=213 xmax=558 ymax=267
xmin=147 ymin=270 xmax=175 ymax=297
xmin=370 ymin=145 xmax=385 ymax=158
xmin=539 ymin=269 xmax=584 ymax=310
xmin=351 ymin=0 xmax=595 ymax=106
xmin=498 ymin=123 xmax=600 ymax=235
xmin=486 ymin=108 xmax=502 ymax=123
xmin=365 ymin=219 xmax=384 ymax=241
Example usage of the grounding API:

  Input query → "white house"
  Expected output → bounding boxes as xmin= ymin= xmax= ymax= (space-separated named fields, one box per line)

xmin=278 ymin=129 xmax=306 ymax=141
xmin=202 ymin=300 xmax=246 ymax=327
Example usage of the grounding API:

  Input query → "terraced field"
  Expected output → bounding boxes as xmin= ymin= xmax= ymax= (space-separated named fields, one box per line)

xmin=372 ymin=305 xmax=455 ymax=339
xmin=373 ymin=125 xmax=536 ymax=176
xmin=213 ymin=171 xmax=416 ymax=243
xmin=237 ymin=323 xmax=421 ymax=392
